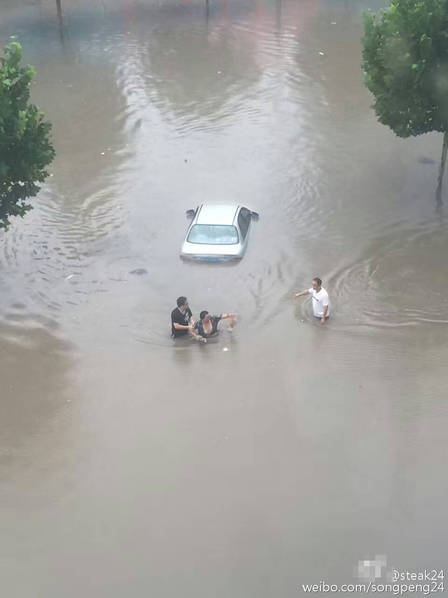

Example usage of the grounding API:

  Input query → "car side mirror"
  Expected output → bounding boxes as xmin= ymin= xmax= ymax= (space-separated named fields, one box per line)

xmin=186 ymin=209 xmax=196 ymax=219
xmin=250 ymin=211 xmax=259 ymax=221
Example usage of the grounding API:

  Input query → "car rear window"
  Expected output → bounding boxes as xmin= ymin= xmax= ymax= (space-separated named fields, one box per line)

xmin=187 ymin=224 xmax=239 ymax=245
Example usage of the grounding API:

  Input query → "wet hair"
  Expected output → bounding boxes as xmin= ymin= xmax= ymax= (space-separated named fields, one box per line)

xmin=312 ymin=277 xmax=322 ymax=287
xmin=177 ymin=296 xmax=187 ymax=308
xmin=200 ymin=310 xmax=209 ymax=320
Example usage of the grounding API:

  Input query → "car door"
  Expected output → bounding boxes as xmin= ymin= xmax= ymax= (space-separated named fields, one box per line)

xmin=237 ymin=207 xmax=251 ymax=251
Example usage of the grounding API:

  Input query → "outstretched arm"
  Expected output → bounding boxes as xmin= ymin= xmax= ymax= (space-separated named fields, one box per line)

xmin=221 ymin=313 xmax=237 ymax=327
xmin=295 ymin=289 xmax=310 ymax=298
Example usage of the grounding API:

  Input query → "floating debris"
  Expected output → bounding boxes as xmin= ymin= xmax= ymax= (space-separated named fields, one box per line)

xmin=129 ymin=268 xmax=148 ymax=275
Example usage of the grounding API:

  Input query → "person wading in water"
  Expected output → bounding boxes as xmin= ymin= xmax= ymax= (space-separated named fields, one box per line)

xmin=294 ymin=277 xmax=330 ymax=324
xmin=193 ymin=311 xmax=237 ymax=342
xmin=171 ymin=296 xmax=195 ymax=338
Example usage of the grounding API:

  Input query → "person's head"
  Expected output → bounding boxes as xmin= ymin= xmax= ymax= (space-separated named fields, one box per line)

xmin=312 ymin=277 xmax=322 ymax=291
xmin=200 ymin=310 xmax=211 ymax=324
xmin=177 ymin=296 xmax=188 ymax=310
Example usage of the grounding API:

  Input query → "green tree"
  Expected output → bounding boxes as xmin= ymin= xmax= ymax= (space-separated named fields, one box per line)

xmin=0 ymin=40 xmax=55 ymax=230
xmin=362 ymin=0 xmax=448 ymax=203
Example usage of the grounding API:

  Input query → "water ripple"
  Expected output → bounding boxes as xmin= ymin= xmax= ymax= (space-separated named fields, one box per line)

xmin=326 ymin=221 xmax=448 ymax=328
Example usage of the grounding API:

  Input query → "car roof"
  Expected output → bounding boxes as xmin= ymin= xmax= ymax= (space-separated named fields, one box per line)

xmin=196 ymin=204 xmax=239 ymax=225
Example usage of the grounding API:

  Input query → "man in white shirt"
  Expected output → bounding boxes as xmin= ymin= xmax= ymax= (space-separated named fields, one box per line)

xmin=295 ymin=277 xmax=330 ymax=324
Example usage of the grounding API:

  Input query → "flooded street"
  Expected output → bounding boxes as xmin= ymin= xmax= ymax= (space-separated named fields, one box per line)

xmin=1 ymin=0 xmax=447 ymax=595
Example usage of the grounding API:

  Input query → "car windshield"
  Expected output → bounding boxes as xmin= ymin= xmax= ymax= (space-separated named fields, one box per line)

xmin=187 ymin=224 xmax=239 ymax=245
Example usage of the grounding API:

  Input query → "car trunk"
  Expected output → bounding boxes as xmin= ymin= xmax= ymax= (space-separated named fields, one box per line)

xmin=180 ymin=242 xmax=242 ymax=261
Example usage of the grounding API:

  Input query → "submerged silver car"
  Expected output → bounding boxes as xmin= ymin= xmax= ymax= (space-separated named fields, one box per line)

xmin=180 ymin=204 xmax=258 ymax=262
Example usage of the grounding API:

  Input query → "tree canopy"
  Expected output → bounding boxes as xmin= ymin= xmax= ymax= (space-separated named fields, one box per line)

xmin=362 ymin=0 xmax=448 ymax=138
xmin=0 ymin=40 xmax=55 ymax=230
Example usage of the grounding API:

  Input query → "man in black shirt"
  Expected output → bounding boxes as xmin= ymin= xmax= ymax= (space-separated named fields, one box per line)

xmin=171 ymin=296 xmax=194 ymax=338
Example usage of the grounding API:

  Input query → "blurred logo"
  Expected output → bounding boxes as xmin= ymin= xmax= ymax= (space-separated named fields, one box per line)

xmin=355 ymin=554 xmax=387 ymax=582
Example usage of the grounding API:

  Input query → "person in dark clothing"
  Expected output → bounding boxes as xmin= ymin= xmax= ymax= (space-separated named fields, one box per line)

xmin=194 ymin=310 xmax=236 ymax=342
xmin=171 ymin=296 xmax=194 ymax=338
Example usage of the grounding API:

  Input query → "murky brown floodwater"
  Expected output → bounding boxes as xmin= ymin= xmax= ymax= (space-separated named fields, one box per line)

xmin=1 ymin=1 xmax=447 ymax=596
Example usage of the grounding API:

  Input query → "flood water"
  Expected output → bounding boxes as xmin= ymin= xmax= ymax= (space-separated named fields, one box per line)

xmin=1 ymin=1 xmax=447 ymax=596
